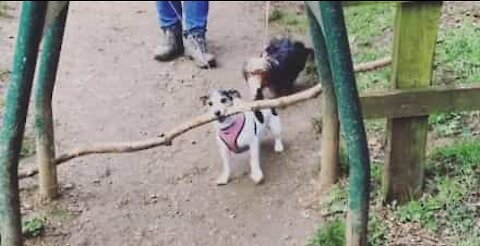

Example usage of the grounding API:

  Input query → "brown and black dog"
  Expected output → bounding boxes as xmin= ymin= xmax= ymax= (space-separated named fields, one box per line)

xmin=242 ymin=37 xmax=313 ymax=101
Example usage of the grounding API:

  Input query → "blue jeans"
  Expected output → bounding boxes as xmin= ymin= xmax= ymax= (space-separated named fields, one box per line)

xmin=156 ymin=1 xmax=209 ymax=36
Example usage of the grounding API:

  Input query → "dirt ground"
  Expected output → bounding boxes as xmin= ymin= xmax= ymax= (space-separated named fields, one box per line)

xmin=1 ymin=2 xmax=325 ymax=246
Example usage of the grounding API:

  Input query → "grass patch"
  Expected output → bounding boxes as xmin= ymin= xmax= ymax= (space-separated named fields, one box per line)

xmin=20 ymin=203 xmax=74 ymax=241
xmin=325 ymin=183 xmax=348 ymax=214
xmin=344 ymin=4 xmax=395 ymax=62
xmin=313 ymin=181 xmax=388 ymax=246
xmin=308 ymin=218 xmax=345 ymax=246
xmin=311 ymin=138 xmax=480 ymax=245
xmin=396 ymin=139 xmax=480 ymax=239
xmin=22 ymin=216 xmax=46 ymax=238
xmin=370 ymin=162 xmax=383 ymax=186
xmin=368 ymin=213 xmax=388 ymax=246
xmin=454 ymin=237 xmax=480 ymax=246
xmin=429 ymin=112 xmax=471 ymax=137
xmin=344 ymin=5 xmax=395 ymax=92
xmin=308 ymin=213 xmax=388 ymax=246
xmin=435 ymin=21 xmax=480 ymax=85
xmin=427 ymin=140 xmax=480 ymax=186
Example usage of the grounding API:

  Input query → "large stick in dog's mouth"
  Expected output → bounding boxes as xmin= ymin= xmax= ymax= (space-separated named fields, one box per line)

xmin=18 ymin=84 xmax=323 ymax=179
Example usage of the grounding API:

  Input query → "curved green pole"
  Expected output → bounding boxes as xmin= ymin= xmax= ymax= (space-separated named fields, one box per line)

xmin=0 ymin=2 xmax=48 ymax=245
xmin=317 ymin=2 xmax=371 ymax=245
xmin=35 ymin=2 xmax=70 ymax=200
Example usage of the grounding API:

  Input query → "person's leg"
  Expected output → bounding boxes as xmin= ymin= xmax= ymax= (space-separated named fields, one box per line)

xmin=183 ymin=1 xmax=216 ymax=68
xmin=154 ymin=1 xmax=184 ymax=61
xmin=184 ymin=1 xmax=208 ymax=35
xmin=156 ymin=1 xmax=182 ymax=28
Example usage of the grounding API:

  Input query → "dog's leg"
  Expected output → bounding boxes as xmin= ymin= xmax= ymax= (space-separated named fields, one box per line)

xmin=216 ymin=137 xmax=231 ymax=185
xmin=269 ymin=111 xmax=284 ymax=153
xmin=249 ymin=138 xmax=264 ymax=184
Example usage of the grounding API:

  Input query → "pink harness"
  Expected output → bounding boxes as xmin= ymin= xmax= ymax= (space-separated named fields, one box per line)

xmin=218 ymin=113 xmax=249 ymax=153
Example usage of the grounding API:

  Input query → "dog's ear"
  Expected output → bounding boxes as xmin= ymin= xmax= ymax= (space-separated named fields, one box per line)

xmin=227 ymin=90 xmax=241 ymax=99
xmin=199 ymin=95 xmax=209 ymax=105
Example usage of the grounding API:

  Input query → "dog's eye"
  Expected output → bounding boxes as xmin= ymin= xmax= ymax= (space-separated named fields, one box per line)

xmin=208 ymin=101 xmax=213 ymax=106
xmin=220 ymin=98 xmax=227 ymax=104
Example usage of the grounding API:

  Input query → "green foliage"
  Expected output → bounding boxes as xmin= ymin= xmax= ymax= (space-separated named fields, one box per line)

xmin=314 ymin=182 xmax=388 ymax=246
xmin=23 ymin=216 xmax=46 ymax=238
xmin=368 ymin=213 xmax=388 ymax=246
xmin=435 ymin=22 xmax=480 ymax=85
xmin=370 ymin=163 xmax=383 ymax=185
xmin=396 ymin=139 xmax=480 ymax=237
xmin=429 ymin=139 xmax=480 ymax=176
xmin=429 ymin=112 xmax=470 ymax=137
xmin=344 ymin=5 xmax=395 ymax=92
xmin=308 ymin=219 xmax=346 ymax=246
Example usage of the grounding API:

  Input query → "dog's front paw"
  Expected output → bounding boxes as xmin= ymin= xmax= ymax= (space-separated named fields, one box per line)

xmin=216 ymin=175 xmax=230 ymax=186
xmin=250 ymin=171 xmax=264 ymax=185
xmin=274 ymin=140 xmax=284 ymax=153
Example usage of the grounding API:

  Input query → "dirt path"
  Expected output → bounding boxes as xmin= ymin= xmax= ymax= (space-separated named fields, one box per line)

xmin=2 ymin=2 xmax=325 ymax=246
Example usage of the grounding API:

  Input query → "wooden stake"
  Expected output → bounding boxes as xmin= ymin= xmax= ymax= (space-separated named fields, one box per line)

xmin=383 ymin=1 xmax=442 ymax=204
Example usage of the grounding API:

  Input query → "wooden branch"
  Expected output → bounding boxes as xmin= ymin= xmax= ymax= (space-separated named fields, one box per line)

xmin=19 ymin=84 xmax=323 ymax=179
xmin=353 ymin=56 xmax=391 ymax=73
xmin=18 ymin=57 xmax=390 ymax=180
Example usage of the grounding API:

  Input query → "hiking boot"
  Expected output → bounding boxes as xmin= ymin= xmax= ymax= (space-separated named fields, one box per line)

xmin=184 ymin=33 xmax=216 ymax=69
xmin=154 ymin=25 xmax=184 ymax=61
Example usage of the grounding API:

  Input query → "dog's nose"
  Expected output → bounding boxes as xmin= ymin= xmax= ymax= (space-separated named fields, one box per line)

xmin=214 ymin=111 xmax=221 ymax=117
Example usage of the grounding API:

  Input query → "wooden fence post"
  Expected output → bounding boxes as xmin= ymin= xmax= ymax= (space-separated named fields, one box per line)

xmin=306 ymin=4 xmax=340 ymax=189
xmin=383 ymin=1 xmax=443 ymax=204
xmin=35 ymin=2 xmax=69 ymax=200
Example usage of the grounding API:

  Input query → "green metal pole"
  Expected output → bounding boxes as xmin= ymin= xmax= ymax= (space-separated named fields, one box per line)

xmin=35 ymin=2 xmax=69 ymax=200
xmin=0 ymin=2 xmax=48 ymax=245
xmin=306 ymin=5 xmax=341 ymax=189
xmin=317 ymin=2 xmax=371 ymax=245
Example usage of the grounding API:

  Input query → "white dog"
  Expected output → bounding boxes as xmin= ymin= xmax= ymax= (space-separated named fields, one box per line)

xmin=201 ymin=89 xmax=284 ymax=185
